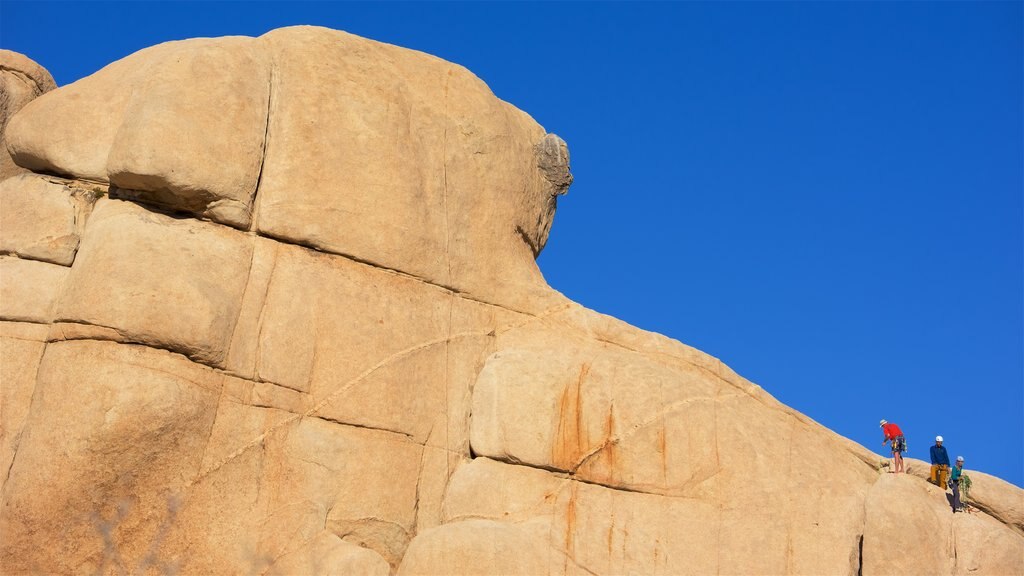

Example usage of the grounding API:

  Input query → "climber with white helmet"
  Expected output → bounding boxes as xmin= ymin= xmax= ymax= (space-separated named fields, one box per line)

xmin=929 ymin=435 xmax=950 ymax=488
xmin=950 ymin=456 xmax=967 ymax=512
xmin=880 ymin=419 xmax=906 ymax=473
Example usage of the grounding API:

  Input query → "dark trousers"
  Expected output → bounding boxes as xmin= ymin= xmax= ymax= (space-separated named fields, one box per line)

xmin=951 ymin=481 xmax=962 ymax=511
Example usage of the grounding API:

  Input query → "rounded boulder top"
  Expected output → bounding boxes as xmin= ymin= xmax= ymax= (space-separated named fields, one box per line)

xmin=0 ymin=49 xmax=57 ymax=94
xmin=6 ymin=26 xmax=572 ymax=309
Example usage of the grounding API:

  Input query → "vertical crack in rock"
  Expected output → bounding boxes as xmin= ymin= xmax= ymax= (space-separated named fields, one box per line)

xmin=855 ymin=479 xmax=871 ymax=576
xmin=441 ymin=68 xmax=452 ymax=287
xmin=198 ymin=381 xmax=227 ymax=481
xmin=249 ymin=48 xmax=275 ymax=232
xmin=223 ymin=237 xmax=260 ymax=370
xmin=252 ymin=242 xmax=281 ymax=382
xmin=439 ymin=72 xmax=457 ymax=471
xmin=411 ymin=425 xmax=432 ymax=532
xmin=442 ymin=292 xmax=453 ymax=480
xmin=784 ymin=417 xmax=797 ymax=574
xmin=950 ymin=515 xmax=958 ymax=573
xmin=1 ymin=338 xmax=48 ymax=496
xmin=856 ymin=534 xmax=864 ymax=576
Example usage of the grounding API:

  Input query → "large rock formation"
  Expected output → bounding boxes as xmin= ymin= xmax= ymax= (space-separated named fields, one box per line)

xmin=0 ymin=50 xmax=56 ymax=181
xmin=0 ymin=27 xmax=1021 ymax=575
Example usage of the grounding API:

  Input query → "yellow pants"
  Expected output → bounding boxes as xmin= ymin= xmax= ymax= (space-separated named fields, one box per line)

xmin=931 ymin=464 xmax=950 ymax=488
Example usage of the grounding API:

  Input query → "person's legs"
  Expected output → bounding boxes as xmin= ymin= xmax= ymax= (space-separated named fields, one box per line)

xmin=930 ymin=464 xmax=939 ymax=485
xmin=895 ymin=451 xmax=904 ymax=472
xmin=951 ymin=481 xmax=961 ymax=512
xmin=938 ymin=465 xmax=949 ymax=488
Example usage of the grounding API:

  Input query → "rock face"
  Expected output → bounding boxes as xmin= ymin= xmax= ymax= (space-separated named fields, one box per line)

xmin=0 ymin=28 xmax=1021 ymax=575
xmin=0 ymin=50 xmax=56 ymax=181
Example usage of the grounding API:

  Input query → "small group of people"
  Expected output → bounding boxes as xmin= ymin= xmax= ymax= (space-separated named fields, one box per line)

xmin=880 ymin=419 xmax=968 ymax=513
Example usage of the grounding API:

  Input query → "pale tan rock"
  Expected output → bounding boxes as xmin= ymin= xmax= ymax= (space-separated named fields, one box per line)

xmin=439 ymin=457 xmax=910 ymax=576
xmin=7 ymin=27 xmax=570 ymax=309
xmin=253 ymin=27 xmax=449 ymax=283
xmin=0 ymin=321 xmax=47 ymax=492
xmin=861 ymin=472 xmax=1023 ymax=576
xmin=0 ymin=174 xmax=87 ymax=265
xmin=106 ymin=37 xmax=269 ymax=229
xmin=221 ymin=236 xmax=278 ymax=380
xmin=471 ymin=344 xmax=722 ymax=493
xmin=54 ymin=198 xmax=252 ymax=365
xmin=0 ymin=50 xmax=55 ymax=180
xmin=0 ymin=340 xmax=220 ymax=574
xmin=227 ymin=240 xmax=499 ymax=451
xmin=442 ymin=456 xmax=567 ymax=524
xmin=299 ymin=418 xmax=423 ymax=569
xmin=415 ymin=446 xmax=470 ymax=533
xmin=951 ymin=507 xmax=1024 ymax=575
xmin=470 ymin=339 xmax=875 ymax=508
xmin=962 ymin=471 xmax=1024 ymax=534
xmin=6 ymin=42 xmax=178 ymax=181
xmin=440 ymin=457 xmax=724 ymax=576
xmin=0 ymin=255 xmax=68 ymax=323
xmin=905 ymin=456 xmax=1024 ymax=532
xmin=0 ymin=50 xmax=55 ymax=94
xmin=8 ymin=39 xmax=268 ymax=229
xmin=863 ymin=474 xmax=950 ymax=575
xmin=267 ymin=531 xmax=391 ymax=576
xmin=397 ymin=519 xmax=560 ymax=576
xmin=2 ymin=28 xmax=1023 ymax=576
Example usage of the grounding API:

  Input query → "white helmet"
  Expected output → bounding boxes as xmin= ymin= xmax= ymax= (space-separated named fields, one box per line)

xmin=956 ymin=456 xmax=964 ymax=462
xmin=936 ymin=436 xmax=943 ymax=442
xmin=880 ymin=419 xmax=887 ymax=427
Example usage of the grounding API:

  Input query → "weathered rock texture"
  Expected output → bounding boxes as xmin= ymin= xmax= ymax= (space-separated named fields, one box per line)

xmin=0 ymin=50 xmax=56 ymax=181
xmin=1 ymin=29 xmax=1021 ymax=576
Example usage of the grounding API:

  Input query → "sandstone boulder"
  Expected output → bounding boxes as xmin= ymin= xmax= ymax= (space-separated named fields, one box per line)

xmin=6 ymin=28 xmax=571 ymax=309
xmin=1 ymin=28 xmax=1021 ymax=576
xmin=0 ymin=174 xmax=98 ymax=265
xmin=0 ymin=50 xmax=55 ymax=180
xmin=0 ymin=256 xmax=68 ymax=323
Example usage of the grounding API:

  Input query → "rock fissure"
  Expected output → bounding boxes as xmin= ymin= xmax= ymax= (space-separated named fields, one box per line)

xmin=250 ymin=240 xmax=280 ymax=381
xmin=248 ymin=53 xmax=275 ymax=233
xmin=252 ymin=228 xmax=545 ymax=317
xmin=480 ymin=455 xmax=707 ymax=500
xmin=0 ymin=315 xmax=50 ymax=328
xmin=305 ymin=414 xmax=415 ymax=442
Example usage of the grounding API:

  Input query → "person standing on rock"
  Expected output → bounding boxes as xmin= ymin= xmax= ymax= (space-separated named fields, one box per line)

xmin=950 ymin=456 xmax=966 ymax=512
xmin=929 ymin=435 xmax=950 ymax=487
xmin=880 ymin=419 xmax=906 ymax=473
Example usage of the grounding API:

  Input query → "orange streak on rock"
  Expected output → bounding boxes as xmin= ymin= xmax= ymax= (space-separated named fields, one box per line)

xmin=553 ymin=363 xmax=590 ymax=470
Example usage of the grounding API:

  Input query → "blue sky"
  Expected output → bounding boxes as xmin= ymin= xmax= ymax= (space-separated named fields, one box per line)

xmin=2 ymin=1 xmax=1021 ymax=487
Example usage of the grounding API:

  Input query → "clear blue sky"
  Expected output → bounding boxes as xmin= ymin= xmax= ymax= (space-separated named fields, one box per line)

xmin=3 ymin=1 xmax=1021 ymax=486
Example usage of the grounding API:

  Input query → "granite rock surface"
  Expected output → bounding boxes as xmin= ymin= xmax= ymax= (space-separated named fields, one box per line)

xmin=1 ymin=28 xmax=1021 ymax=575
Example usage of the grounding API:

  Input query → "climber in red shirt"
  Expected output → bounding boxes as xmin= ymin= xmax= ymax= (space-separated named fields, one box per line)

xmin=880 ymin=419 xmax=906 ymax=473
